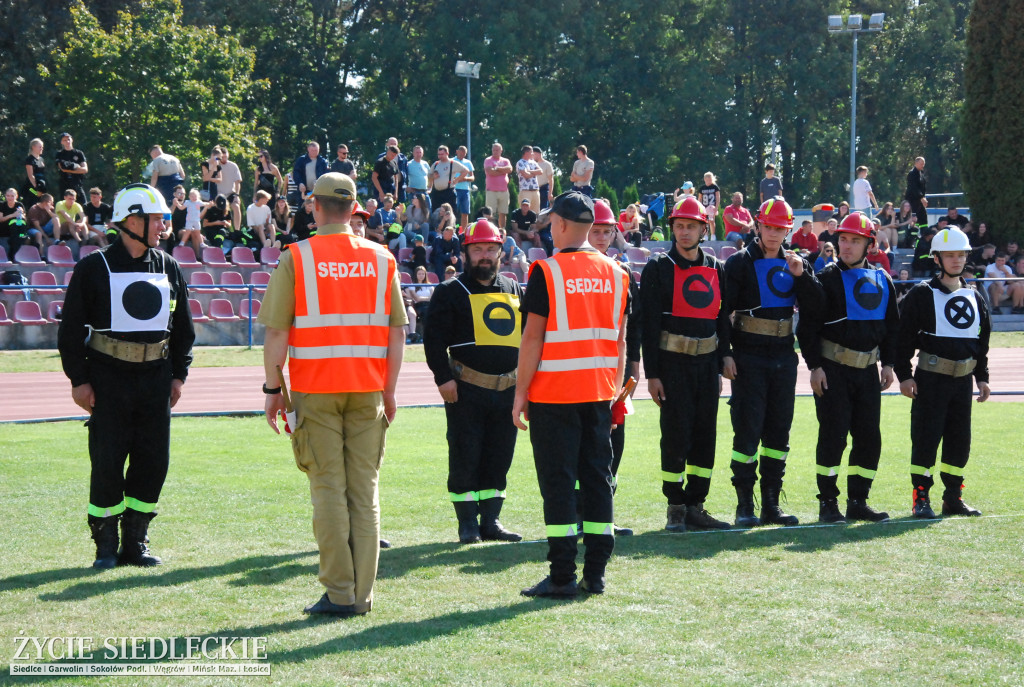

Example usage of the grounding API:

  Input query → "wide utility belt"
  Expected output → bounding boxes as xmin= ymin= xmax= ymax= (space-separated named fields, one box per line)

xmin=450 ymin=359 xmax=516 ymax=391
xmin=820 ymin=339 xmax=879 ymax=369
xmin=917 ymin=351 xmax=977 ymax=378
xmin=88 ymin=332 xmax=170 ymax=363
xmin=733 ymin=314 xmax=793 ymax=337
xmin=659 ymin=331 xmax=718 ymax=356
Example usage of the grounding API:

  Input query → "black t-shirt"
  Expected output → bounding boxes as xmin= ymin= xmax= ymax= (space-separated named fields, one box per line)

xmin=509 ymin=209 xmax=537 ymax=233
xmin=1 ymin=200 xmax=26 ymax=238
xmin=55 ymin=148 xmax=87 ymax=183
xmin=84 ymin=201 xmax=112 ymax=227
xmin=942 ymin=214 xmax=968 ymax=228
xmin=331 ymin=159 xmax=355 ymax=176
xmin=698 ymin=183 xmax=720 ymax=208
xmin=759 ymin=176 xmax=782 ymax=200
xmin=292 ymin=206 xmax=316 ymax=240
xmin=373 ymin=157 xmax=398 ymax=191
xmin=24 ymin=155 xmax=46 ymax=184
xmin=201 ymin=161 xmax=222 ymax=195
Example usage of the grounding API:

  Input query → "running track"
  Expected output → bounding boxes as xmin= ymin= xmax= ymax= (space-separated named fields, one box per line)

xmin=3 ymin=349 xmax=1024 ymax=423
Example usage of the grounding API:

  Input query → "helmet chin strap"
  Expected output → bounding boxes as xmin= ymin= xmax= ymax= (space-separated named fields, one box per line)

xmin=119 ymin=215 xmax=151 ymax=246
xmin=937 ymin=254 xmax=963 ymax=279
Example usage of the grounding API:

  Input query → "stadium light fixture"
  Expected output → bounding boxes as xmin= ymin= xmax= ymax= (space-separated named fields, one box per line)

xmin=455 ymin=61 xmax=482 ymax=160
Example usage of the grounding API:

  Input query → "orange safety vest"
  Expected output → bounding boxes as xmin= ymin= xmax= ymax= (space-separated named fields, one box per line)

xmin=288 ymin=232 xmax=396 ymax=393
xmin=528 ymin=249 xmax=629 ymax=404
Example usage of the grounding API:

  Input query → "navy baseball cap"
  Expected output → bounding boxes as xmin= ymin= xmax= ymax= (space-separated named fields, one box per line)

xmin=540 ymin=190 xmax=595 ymax=224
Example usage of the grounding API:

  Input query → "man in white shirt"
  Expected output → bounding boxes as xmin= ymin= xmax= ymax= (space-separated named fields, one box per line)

xmin=217 ymin=146 xmax=243 ymax=198
xmin=851 ymin=165 xmax=877 ymax=213
xmin=245 ymin=190 xmax=274 ymax=248
xmin=533 ymin=146 xmax=554 ymax=209
xmin=985 ymin=252 xmax=1024 ymax=314
xmin=516 ymin=145 xmax=544 ymax=214
xmin=569 ymin=145 xmax=595 ymax=197
xmin=429 ymin=145 xmax=468 ymax=215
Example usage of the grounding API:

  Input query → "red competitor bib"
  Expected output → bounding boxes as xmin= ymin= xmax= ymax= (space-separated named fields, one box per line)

xmin=671 ymin=265 xmax=721 ymax=319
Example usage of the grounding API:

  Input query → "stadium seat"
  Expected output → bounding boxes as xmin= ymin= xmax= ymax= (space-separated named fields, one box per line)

xmin=500 ymin=271 xmax=519 ymax=282
xmin=702 ymin=246 xmax=717 ymax=258
xmin=46 ymin=244 xmax=76 ymax=267
xmin=632 ymin=270 xmax=642 ymax=284
xmin=398 ymin=248 xmax=414 ymax=262
xmin=220 ymin=271 xmax=248 ymax=294
xmin=29 ymin=271 xmax=63 ymax=295
xmin=208 ymin=298 xmax=241 ymax=322
xmin=606 ymin=248 xmax=620 ymax=258
xmin=172 ymin=245 xmax=202 ymax=268
xmin=188 ymin=298 xmax=210 ymax=323
xmin=400 ymin=271 xmax=412 ymax=284
xmin=649 ymin=245 xmax=667 ymax=254
xmin=719 ymin=245 xmax=738 ymax=260
xmin=79 ymin=245 xmax=100 ymax=259
xmin=64 ymin=271 xmax=74 ymax=285
xmin=260 ymin=247 xmax=281 ymax=267
xmin=527 ymin=247 xmax=547 ymax=262
xmin=0 ymin=246 xmax=10 ymax=268
xmin=250 ymin=271 xmax=272 ymax=293
xmin=0 ymin=303 xmax=13 ymax=325
xmin=231 ymin=247 xmax=259 ymax=268
xmin=188 ymin=271 xmax=219 ymax=294
xmin=239 ymin=298 xmax=261 ymax=319
xmin=201 ymin=247 xmax=231 ymax=270
xmin=13 ymin=245 xmax=45 ymax=267
xmin=625 ymin=247 xmax=648 ymax=265
xmin=46 ymin=300 xmax=64 ymax=323
xmin=13 ymin=300 xmax=48 ymax=325
xmin=427 ymin=272 xmax=439 ymax=284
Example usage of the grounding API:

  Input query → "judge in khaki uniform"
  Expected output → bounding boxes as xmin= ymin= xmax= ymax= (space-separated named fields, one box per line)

xmin=260 ymin=172 xmax=406 ymax=617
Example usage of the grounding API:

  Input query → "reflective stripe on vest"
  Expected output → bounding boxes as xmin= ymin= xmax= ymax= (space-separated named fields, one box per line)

xmin=529 ymin=251 xmax=628 ymax=403
xmin=288 ymin=234 xmax=395 ymax=393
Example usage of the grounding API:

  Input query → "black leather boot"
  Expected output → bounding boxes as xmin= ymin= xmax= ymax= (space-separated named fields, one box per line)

xmin=665 ymin=504 xmax=687 ymax=532
xmin=760 ymin=483 xmax=799 ymax=526
xmin=912 ymin=486 xmax=936 ymax=518
xmin=941 ymin=483 xmax=981 ymax=516
xmin=685 ymin=502 xmax=731 ymax=530
xmin=734 ymin=484 xmax=760 ymax=528
xmin=89 ymin=516 xmax=119 ymax=569
xmin=846 ymin=499 xmax=890 ymax=523
xmin=453 ymin=501 xmax=481 ymax=543
xmin=479 ymin=498 xmax=522 ymax=542
xmin=818 ymin=497 xmax=847 ymax=524
xmin=118 ymin=510 xmax=162 ymax=566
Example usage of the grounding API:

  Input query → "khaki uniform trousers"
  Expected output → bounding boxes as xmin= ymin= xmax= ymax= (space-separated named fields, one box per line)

xmin=518 ymin=189 xmax=541 ymax=214
xmin=291 ymin=389 xmax=387 ymax=613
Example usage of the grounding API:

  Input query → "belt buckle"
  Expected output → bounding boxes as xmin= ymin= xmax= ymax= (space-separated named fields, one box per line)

xmin=451 ymin=361 xmax=464 ymax=379
xmin=160 ymin=342 xmax=170 ymax=359
xmin=926 ymin=355 xmax=939 ymax=368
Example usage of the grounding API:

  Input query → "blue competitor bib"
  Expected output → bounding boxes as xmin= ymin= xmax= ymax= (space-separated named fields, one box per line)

xmin=841 ymin=268 xmax=889 ymax=321
xmin=754 ymin=258 xmax=795 ymax=308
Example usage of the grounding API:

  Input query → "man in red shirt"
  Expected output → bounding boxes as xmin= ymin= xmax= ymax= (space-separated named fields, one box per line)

xmin=789 ymin=220 xmax=819 ymax=255
xmin=723 ymin=192 xmax=754 ymax=243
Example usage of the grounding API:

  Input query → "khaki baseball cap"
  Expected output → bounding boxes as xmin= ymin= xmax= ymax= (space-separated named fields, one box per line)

xmin=311 ymin=172 xmax=357 ymax=200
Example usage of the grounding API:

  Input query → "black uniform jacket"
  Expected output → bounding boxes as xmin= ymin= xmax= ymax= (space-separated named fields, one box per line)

xmin=723 ymin=238 xmax=816 ymax=358
xmin=58 ymin=237 xmax=195 ymax=387
xmin=894 ymin=277 xmax=990 ymax=384
xmin=797 ymin=260 xmax=899 ymax=370
xmin=424 ymin=270 xmax=523 ymax=386
xmin=639 ymin=243 xmax=730 ymax=379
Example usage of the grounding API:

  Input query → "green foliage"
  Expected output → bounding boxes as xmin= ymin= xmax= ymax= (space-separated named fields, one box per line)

xmin=963 ymin=0 xmax=1023 ymax=241
xmin=43 ymin=0 xmax=268 ymax=190
xmin=595 ymin=178 xmax=619 ymax=214
xmin=622 ymin=183 xmax=640 ymax=208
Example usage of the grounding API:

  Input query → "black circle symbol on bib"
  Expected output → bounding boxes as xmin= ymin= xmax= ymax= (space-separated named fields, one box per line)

xmin=482 ymin=302 xmax=516 ymax=336
xmin=944 ymin=296 xmax=975 ymax=330
xmin=682 ymin=274 xmax=714 ymax=309
xmin=122 ymin=281 xmax=162 ymax=321
xmin=853 ymin=276 xmax=883 ymax=311
xmin=766 ymin=265 xmax=794 ymax=299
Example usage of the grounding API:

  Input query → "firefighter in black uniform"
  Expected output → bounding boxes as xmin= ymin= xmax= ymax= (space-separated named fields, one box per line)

xmin=59 ymin=183 xmax=195 ymax=568
xmin=722 ymin=198 xmax=815 ymax=527
xmin=640 ymin=196 xmax=731 ymax=532
xmin=895 ymin=226 xmax=990 ymax=518
xmin=424 ymin=219 xmax=523 ymax=543
xmin=798 ymin=211 xmax=898 ymax=524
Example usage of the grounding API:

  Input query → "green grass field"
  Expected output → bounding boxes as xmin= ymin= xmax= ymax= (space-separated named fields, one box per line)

xmin=2 ymin=399 xmax=1023 ymax=685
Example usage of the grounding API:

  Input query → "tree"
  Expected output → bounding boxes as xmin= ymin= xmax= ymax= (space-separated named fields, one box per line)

xmin=43 ymin=0 xmax=267 ymax=190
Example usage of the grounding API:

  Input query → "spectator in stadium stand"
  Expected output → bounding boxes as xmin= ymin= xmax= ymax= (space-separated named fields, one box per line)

xmin=895 ymin=226 xmax=990 ymax=519
xmin=866 ymin=240 xmax=892 ymax=274
xmin=84 ymin=187 xmax=113 ymax=248
xmin=292 ymin=141 xmax=329 ymax=200
xmin=54 ymin=189 xmax=87 ymax=258
xmin=895 ymin=200 xmax=917 ymax=248
xmin=329 ymin=143 xmax=357 ymax=182
xmin=498 ymin=226 xmax=530 ymax=278
xmin=374 ymin=194 xmax=398 ymax=237
xmin=431 ymin=202 xmax=457 ymax=241
xmin=423 ymin=219 xmax=524 ymax=544
xmin=59 ymin=182 xmax=195 ymax=570
xmin=145 ymin=145 xmax=186 ymax=204
xmin=971 ymin=221 xmax=992 ymax=249
xmin=372 ymin=146 xmax=400 ymax=203
xmin=1004 ymin=239 xmax=1023 ymax=264
xmin=176 ymin=188 xmax=203 ymax=255
xmin=402 ymin=233 xmax=427 ymax=272
xmin=984 ymin=252 xmax=1023 ymax=314
xmin=170 ymin=186 xmax=187 ymax=243
xmin=516 ymin=145 xmax=544 ymax=213
xmin=377 ymin=137 xmax=408 ymax=202
xmin=912 ymin=222 xmax=940 ymax=276
xmin=759 ymin=162 xmax=782 ymax=204
xmin=814 ymin=242 xmax=837 ymax=273
xmin=817 ymin=218 xmax=838 ymax=252
xmin=271 ymin=196 xmax=294 ymax=246
xmin=26 ymin=193 xmax=55 ymax=250
xmin=723 ymin=192 xmax=755 ymax=243
xmin=904 ymin=157 xmax=928 ymax=226
xmin=509 ymin=198 xmax=540 ymax=248
xmin=200 ymin=147 xmax=222 ymax=202
xmin=894 ymin=268 xmax=913 ymax=304
xmin=569 ymin=144 xmax=595 ymax=198
xmin=673 ymin=180 xmax=695 ymax=204
xmin=22 ymin=138 xmax=47 ymax=211
xmin=401 ymin=281 xmax=420 ymax=344
xmin=291 ymin=196 xmax=318 ymax=242
xmin=484 ymin=142 xmax=514 ymax=230
xmin=406 ymin=145 xmax=431 ymax=198
xmin=245 ymin=190 xmax=274 ymax=250
xmin=0 ymin=187 xmax=27 ymax=255
xmin=254 ymin=150 xmax=284 ymax=204
xmin=454 ymin=145 xmax=476 ymax=231
xmin=201 ymin=194 xmax=232 ymax=252
xmin=55 ymin=132 xmax=89 ymax=205
xmin=532 ymin=146 xmax=553 ymax=210
xmin=968 ymin=243 xmax=996 ymax=278
xmin=216 ymin=146 xmax=243 ymax=198
xmin=832 ymin=201 xmax=851 ymax=223
xmin=851 ymin=166 xmax=878 ymax=213
xmin=410 ymin=265 xmax=433 ymax=313
xmin=430 ymin=145 xmax=468 ymax=216
xmin=789 ymin=219 xmax=819 ymax=256
xmin=617 ymin=203 xmax=643 ymax=249
xmin=402 ymin=193 xmax=430 ymax=245
xmin=942 ymin=206 xmax=968 ymax=229
xmin=444 ymin=264 xmax=457 ymax=280
xmin=431 ymin=223 xmax=462 ymax=280
xmin=698 ymin=172 xmax=722 ymax=230
xmin=875 ymin=202 xmax=898 ymax=250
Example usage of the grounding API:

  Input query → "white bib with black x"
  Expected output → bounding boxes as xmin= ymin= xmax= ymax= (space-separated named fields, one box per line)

xmin=931 ymin=286 xmax=979 ymax=339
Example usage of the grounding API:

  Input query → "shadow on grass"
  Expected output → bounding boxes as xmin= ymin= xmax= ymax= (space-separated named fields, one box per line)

xmin=35 ymin=551 xmax=317 ymax=602
xmin=375 ymin=539 xmax=541 ymax=580
xmin=621 ymin=516 xmax=939 ymax=561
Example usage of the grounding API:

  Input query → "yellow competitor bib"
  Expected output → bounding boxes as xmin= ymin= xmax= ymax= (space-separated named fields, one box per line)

xmin=470 ymin=292 xmax=522 ymax=347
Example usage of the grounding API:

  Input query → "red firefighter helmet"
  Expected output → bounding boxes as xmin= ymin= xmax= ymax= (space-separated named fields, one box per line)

xmin=351 ymin=201 xmax=371 ymax=220
xmin=756 ymin=197 xmax=795 ymax=230
xmin=837 ymin=211 xmax=876 ymax=242
xmin=462 ymin=218 xmax=503 ymax=245
xmin=593 ymin=199 xmax=617 ymax=225
xmin=668 ymin=196 xmax=708 ymax=223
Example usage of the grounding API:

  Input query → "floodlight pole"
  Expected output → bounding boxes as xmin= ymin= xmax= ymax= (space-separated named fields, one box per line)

xmin=466 ymin=76 xmax=472 ymax=161
xmin=850 ymin=30 xmax=858 ymax=208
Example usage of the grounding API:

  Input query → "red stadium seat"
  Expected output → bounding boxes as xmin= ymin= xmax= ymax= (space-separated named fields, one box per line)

xmin=649 ymin=245 xmax=667 ymax=254
xmin=632 ymin=270 xmax=642 ymax=284
xmin=220 ymin=271 xmax=248 ymax=294
xmin=208 ymin=298 xmax=241 ymax=321
xmin=398 ymin=248 xmax=413 ymax=262
xmin=500 ymin=271 xmax=519 ymax=281
xmin=14 ymin=245 xmax=45 ymax=267
xmin=719 ymin=245 xmax=738 ymax=260
xmin=79 ymin=245 xmax=100 ymax=259
xmin=188 ymin=271 xmax=219 ymax=294
xmin=527 ymin=248 xmax=547 ymax=262
xmin=231 ymin=247 xmax=259 ymax=268
xmin=202 ymin=247 xmax=231 ymax=270
xmin=625 ymin=248 xmax=648 ymax=264
xmin=29 ymin=271 xmax=63 ymax=295
xmin=260 ymin=247 xmax=281 ymax=267
xmin=46 ymin=244 xmax=76 ymax=267
xmin=172 ymin=245 xmax=202 ymax=268
xmin=13 ymin=300 xmax=48 ymax=325
xmin=239 ymin=298 xmax=261 ymax=319
xmin=46 ymin=300 xmax=64 ymax=323
xmin=400 ymin=272 xmax=412 ymax=284
xmin=427 ymin=272 xmax=439 ymax=284
xmin=189 ymin=299 xmax=210 ymax=323
xmin=0 ymin=303 xmax=13 ymax=325
xmin=250 ymin=271 xmax=272 ymax=293
xmin=64 ymin=271 xmax=73 ymax=285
